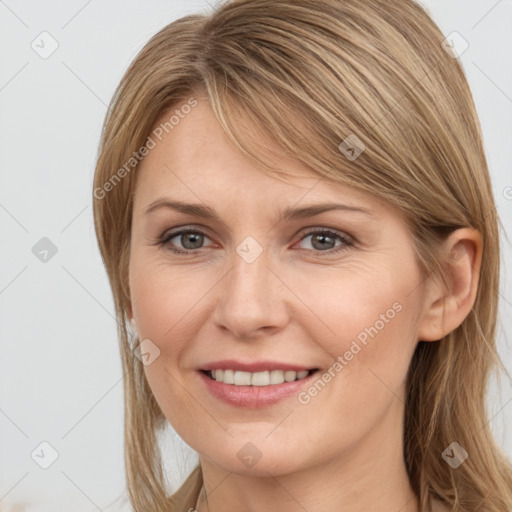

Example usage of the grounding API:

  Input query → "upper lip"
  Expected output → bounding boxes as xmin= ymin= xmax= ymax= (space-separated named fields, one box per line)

xmin=199 ymin=360 xmax=317 ymax=372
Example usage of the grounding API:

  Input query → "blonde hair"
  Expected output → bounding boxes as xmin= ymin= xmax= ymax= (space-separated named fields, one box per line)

xmin=92 ymin=0 xmax=512 ymax=510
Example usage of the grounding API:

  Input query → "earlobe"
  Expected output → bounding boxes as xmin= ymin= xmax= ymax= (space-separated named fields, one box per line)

xmin=417 ymin=228 xmax=482 ymax=342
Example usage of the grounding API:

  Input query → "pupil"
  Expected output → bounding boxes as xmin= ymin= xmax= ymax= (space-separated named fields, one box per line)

xmin=313 ymin=234 xmax=334 ymax=250
xmin=183 ymin=233 xmax=203 ymax=249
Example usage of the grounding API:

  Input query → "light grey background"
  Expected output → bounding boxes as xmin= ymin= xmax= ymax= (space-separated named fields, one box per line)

xmin=1 ymin=1 xmax=511 ymax=511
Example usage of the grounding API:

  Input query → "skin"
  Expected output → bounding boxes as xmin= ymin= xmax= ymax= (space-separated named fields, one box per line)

xmin=127 ymin=97 xmax=481 ymax=512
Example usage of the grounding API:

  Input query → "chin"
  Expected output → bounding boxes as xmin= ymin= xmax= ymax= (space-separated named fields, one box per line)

xmin=200 ymin=438 xmax=310 ymax=478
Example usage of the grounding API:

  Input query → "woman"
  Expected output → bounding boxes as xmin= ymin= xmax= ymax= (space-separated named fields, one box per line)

xmin=93 ymin=0 xmax=512 ymax=510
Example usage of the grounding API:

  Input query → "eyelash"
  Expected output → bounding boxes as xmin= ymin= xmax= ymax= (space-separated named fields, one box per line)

xmin=157 ymin=227 xmax=354 ymax=256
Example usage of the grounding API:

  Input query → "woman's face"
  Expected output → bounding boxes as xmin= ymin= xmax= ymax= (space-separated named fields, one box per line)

xmin=128 ymin=97 xmax=430 ymax=477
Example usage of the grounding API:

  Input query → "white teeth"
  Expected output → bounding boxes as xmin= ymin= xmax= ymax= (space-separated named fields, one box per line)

xmin=269 ymin=370 xmax=284 ymax=385
xmin=251 ymin=371 xmax=270 ymax=386
xmin=209 ymin=369 xmax=313 ymax=386
xmin=234 ymin=371 xmax=252 ymax=386
xmin=284 ymin=370 xmax=296 ymax=382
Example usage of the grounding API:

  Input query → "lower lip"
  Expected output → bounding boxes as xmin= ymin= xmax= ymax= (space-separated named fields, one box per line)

xmin=197 ymin=370 xmax=318 ymax=409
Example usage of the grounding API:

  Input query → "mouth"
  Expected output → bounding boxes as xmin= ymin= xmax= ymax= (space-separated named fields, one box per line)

xmin=200 ymin=368 xmax=319 ymax=386
xmin=197 ymin=367 xmax=320 ymax=408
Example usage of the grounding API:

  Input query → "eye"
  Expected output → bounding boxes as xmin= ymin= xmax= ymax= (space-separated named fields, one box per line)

xmin=295 ymin=228 xmax=353 ymax=255
xmin=158 ymin=228 xmax=213 ymax=254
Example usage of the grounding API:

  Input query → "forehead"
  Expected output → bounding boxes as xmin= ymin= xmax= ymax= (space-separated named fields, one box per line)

xmin=137 ymin=99 xmax=313 ymax=186
xmin=133 ymin=98 xmax=383 ymax=212
xmin=134 ymin=97 xmax=403 ymax=227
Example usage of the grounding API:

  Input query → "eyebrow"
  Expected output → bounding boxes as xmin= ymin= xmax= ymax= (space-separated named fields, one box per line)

xmin=144 ymin=198 xmax=375 ymax=221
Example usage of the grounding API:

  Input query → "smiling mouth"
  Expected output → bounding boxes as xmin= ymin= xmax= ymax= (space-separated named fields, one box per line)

xmin=200 ymin=368 xmax=319 ymax=386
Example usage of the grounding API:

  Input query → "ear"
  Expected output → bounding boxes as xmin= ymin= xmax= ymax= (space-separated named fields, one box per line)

xmin=417 ymin=228 xmax=483 ymax=342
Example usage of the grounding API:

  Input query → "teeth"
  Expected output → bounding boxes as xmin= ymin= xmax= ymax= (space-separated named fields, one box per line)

xmin=270 ymin=370 xmax=285 ymax=385
xmin=208 ymin=369 xmax=312 ymax=386
xmin=234 ymin=370 xmax=252 ymax=386
xmin=251 ymin=371 xmax=270 ymax=386
xmin=284 ymin=370 xmax=297 ymax=382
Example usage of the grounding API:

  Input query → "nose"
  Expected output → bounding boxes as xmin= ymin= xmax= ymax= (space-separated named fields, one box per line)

xmin=212 ymin=245 xmax=290 ymax=340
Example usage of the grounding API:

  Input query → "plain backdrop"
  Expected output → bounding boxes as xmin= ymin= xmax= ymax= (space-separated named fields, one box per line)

xmin=1 ymin=1 xmax=511 ymax=510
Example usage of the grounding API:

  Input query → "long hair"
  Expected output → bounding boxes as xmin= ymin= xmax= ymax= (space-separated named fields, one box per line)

xmin=92 ymin=0 xmax=512 ymax=510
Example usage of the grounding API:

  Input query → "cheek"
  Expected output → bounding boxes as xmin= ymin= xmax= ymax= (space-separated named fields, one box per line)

xmin=320 ymin=280 xmax=417 ymax=371
xmin=129 ymin=259 xmax=215 ymax=351
xmin=129 ymin=262 xmax=212 ymax=432
xmin=286 ymin=287 xmax=419 ymax=461
xmin=294 ymin=258 xmax=421 ymax=405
